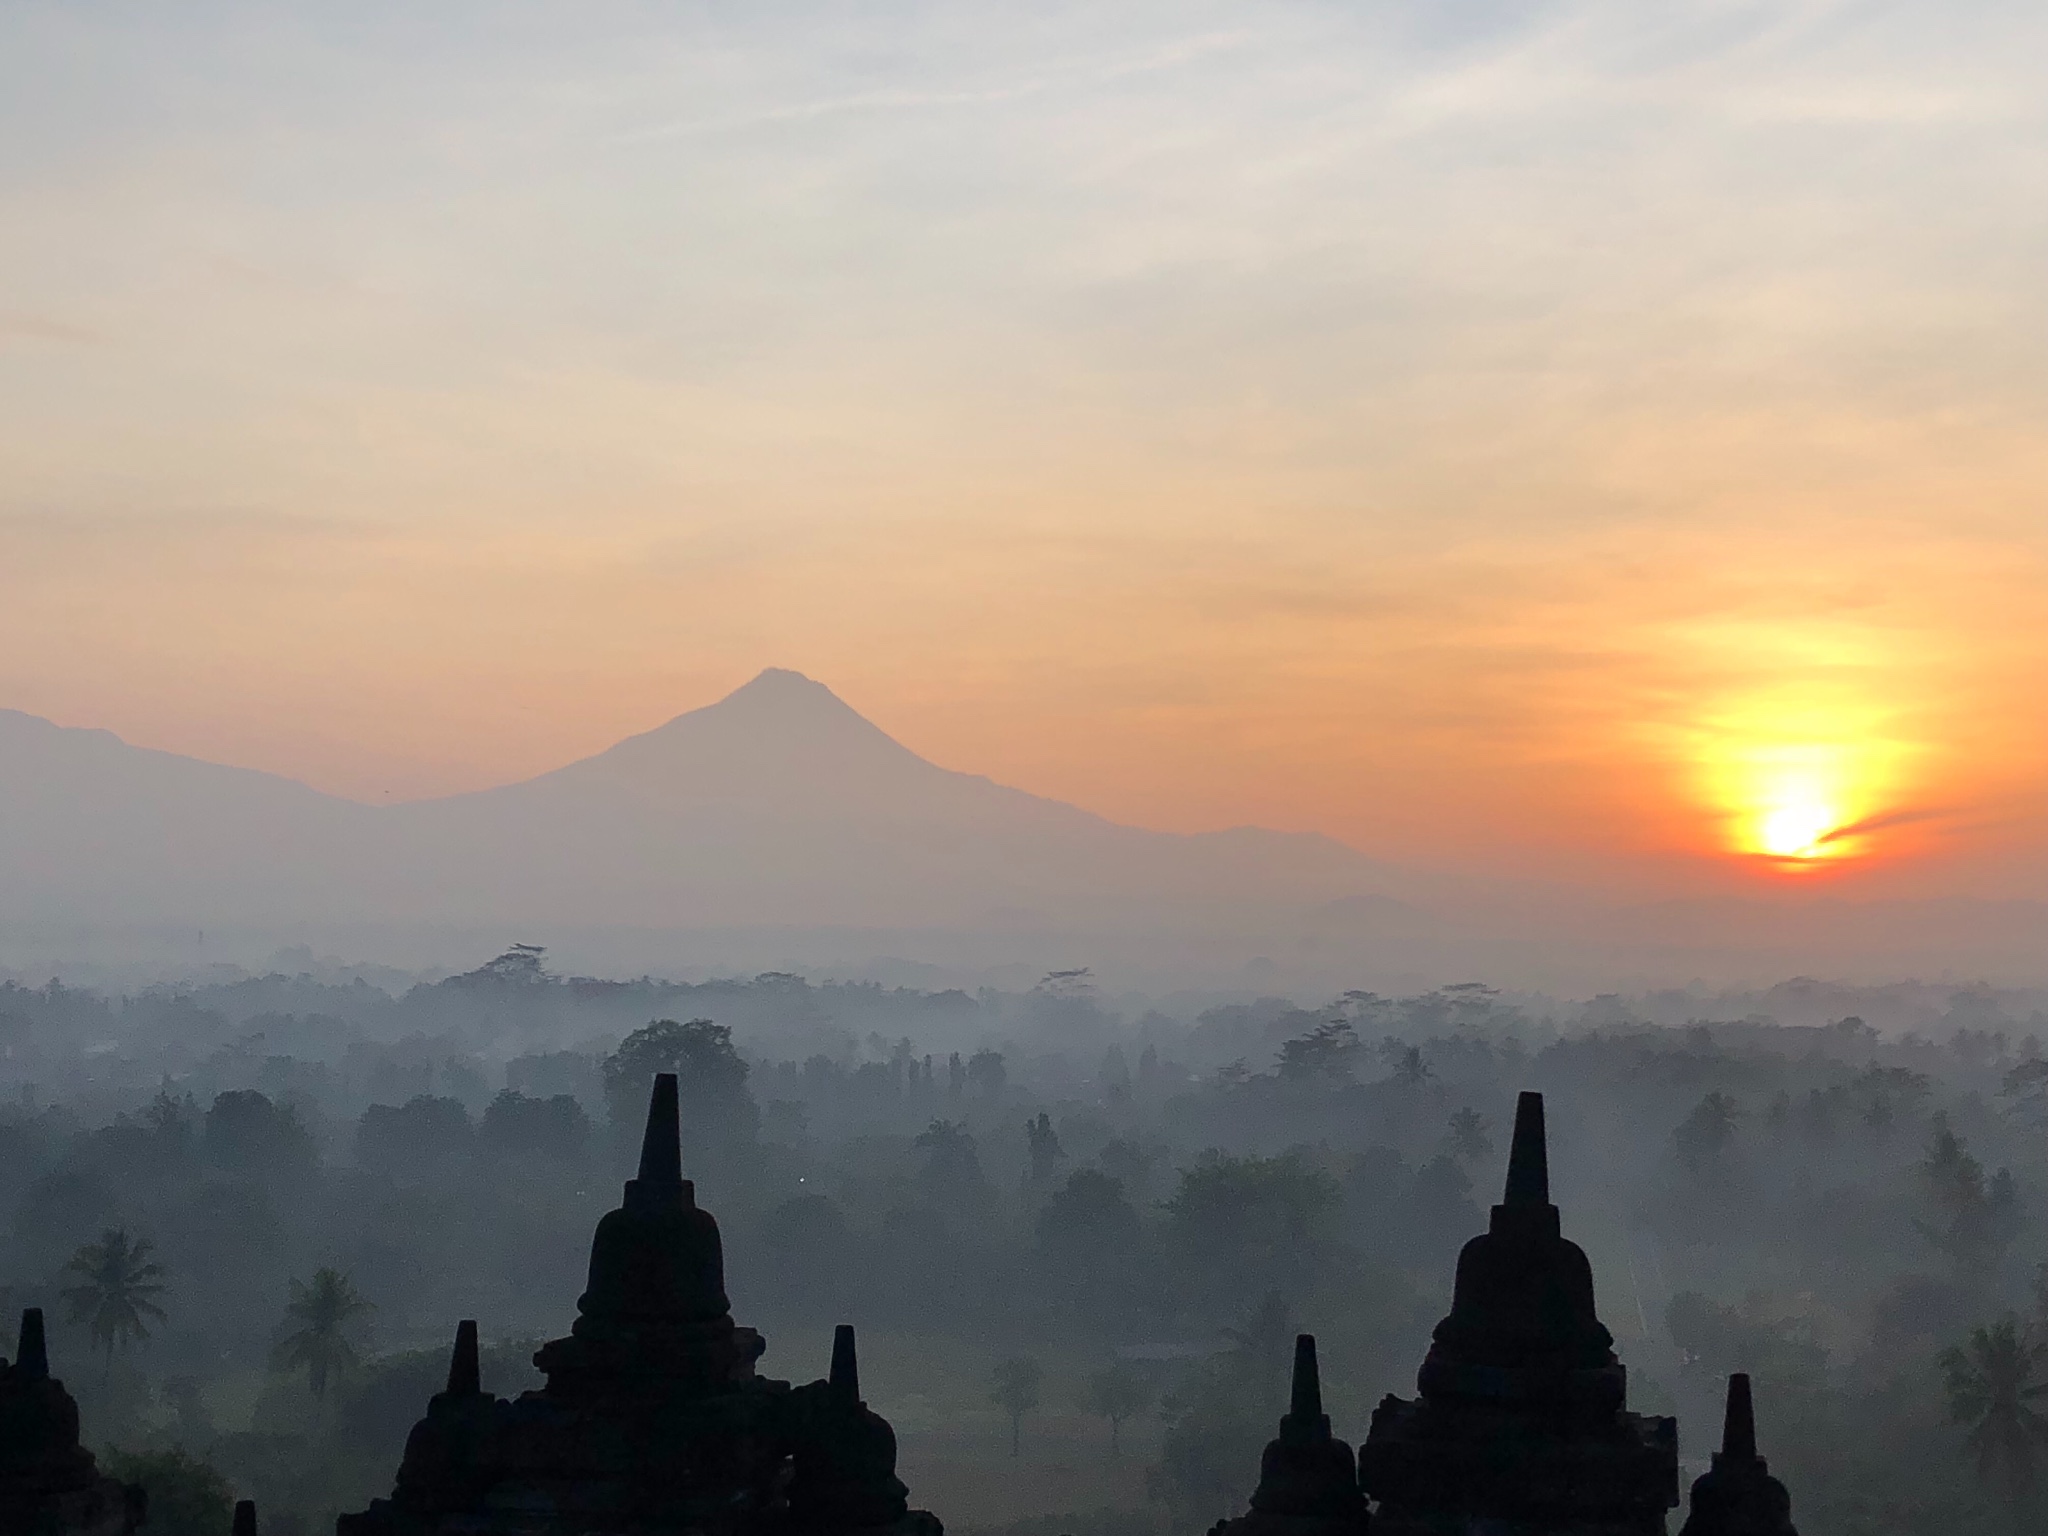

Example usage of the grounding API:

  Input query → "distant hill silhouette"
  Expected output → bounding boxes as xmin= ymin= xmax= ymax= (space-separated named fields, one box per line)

xmin=8 ymin=673 xmax=2044 ymax=986
xmin=0 ymin=670 xmax=1397 ymax=933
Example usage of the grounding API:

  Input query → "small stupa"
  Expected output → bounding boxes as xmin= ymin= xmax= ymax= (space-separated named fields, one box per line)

xmin=1358 ymin=1092 xmax=1679 ymax=1534
xmin=1677 ymin=1376 xmax=1797 ymax=1536
xmin=340 ymin=1073 xmax=942 ymax=1536
xmin=1210 ymin=1334 xmax=1368 ymax=1536
xmin=785 ymin=1326 xmax=939 ymax=1536
xmin=0 ymin=1308 xmax=145 ymax=1536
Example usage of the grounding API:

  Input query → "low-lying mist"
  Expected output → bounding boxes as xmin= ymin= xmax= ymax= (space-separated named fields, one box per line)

xmin=5 ymin=948 xmax=2046 ymax=1536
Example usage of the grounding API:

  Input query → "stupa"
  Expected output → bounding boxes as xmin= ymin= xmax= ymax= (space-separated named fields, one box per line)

xmin=1676 ymin=1376 xmax=1797 ymax=1536
xmin=1210 ymin=1334 xmax=1369 ymax=1536
xmin=1358 ymin=1092 xmax=1679 ymax=1534
xmin=341 ymin=1073 xmax=942 ymax=1536
xmin=0 ymin=1308 xmax=145 ymax=1536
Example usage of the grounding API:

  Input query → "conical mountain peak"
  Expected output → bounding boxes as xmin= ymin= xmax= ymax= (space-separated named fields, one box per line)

xmin=677 ymin=668 xmax=893 ymax=736
xmin=542 ymin=668 xmax=936 ymax=805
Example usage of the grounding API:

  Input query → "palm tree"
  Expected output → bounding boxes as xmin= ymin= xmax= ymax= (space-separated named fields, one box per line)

xmin=61 ymin=1229 xmax=169 ymax=1374
xmin=272 ymin=1268 xmax=374 ymax=1399
xmin=1446 ymin=1107 xmax=1493 ymax=1164
xmin=1940 ymin=1317 xmax=2048 ymax=1508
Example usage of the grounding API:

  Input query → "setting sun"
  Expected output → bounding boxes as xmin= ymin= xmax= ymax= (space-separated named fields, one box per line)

xmin=1677 ymin=680 xmax=1921 ymax=871
xmin=1757 ymin=801 xmax=1840 ymax=862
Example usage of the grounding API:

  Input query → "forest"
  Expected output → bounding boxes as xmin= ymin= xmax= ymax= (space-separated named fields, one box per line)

xmin=4 ymin=948 xmax=2048 ymax=1536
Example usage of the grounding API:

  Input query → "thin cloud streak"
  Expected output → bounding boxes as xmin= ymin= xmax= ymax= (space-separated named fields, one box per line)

xmin=610 ymin=29 xmax=1253 ymax=143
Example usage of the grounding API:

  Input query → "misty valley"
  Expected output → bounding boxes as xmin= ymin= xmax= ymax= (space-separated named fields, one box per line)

xmin=3 ymin=952 xmax=2047 ymax=1536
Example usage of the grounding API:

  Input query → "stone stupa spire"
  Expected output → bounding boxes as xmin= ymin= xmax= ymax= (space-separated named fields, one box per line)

xmin=634 ymin=1070 xmax=685 ymax=1197
xmin=788 ymin=1325 xmax=919 ymax=1534
xmin=539 ymin=1071 xmax=748 ymax=1396
xmin=1678 ymin=1374 xmax=1799 ymax=1535
xmin=830 ymin=1324 xmax=860 ymax=1405
xmin=14 ymin=1307 xmax=48 ymax=1381
xmin=1211 ymin=1333 xmax=1366 ymax=1536
xmin=0 ymin=1307 xmax=145 ymax=1534
xmin=446 ymin=1320 xmax=481 ymax=1399
xmin=1359 ymin=1090 xmax=1677 ymax=1534
xmin=1502 ymin=1089 xmax=1549 ymax=1207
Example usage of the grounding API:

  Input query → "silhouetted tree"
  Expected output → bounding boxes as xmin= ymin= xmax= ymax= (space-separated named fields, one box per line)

xmin=1165 ymin=1154 xmax=1338 ymax=1307
xmin=1277 ymin=1021 xmax=1361 ymax=1082
xmin=1445 ymin=1107 xmax=1493 ymax=1164
xmin=480 ymin=1089 xmax=592 ymax=1161
xmin=1380 ymin=1041 xmax=1432 ymax=1087
xmin=991 ymin=1356 xmax=1043 ymax=1456
xmin=204 ymin=1090 xmax=316 ymax=1174
xmin=1084 ymin=1361 xmax=1153 ymax=1455
xmin=967 ymin=1049 xmax=1008 ymax=1101
xmin=273 ymin=1267 xmax=374 ymax=1399
xmin=603 ymin=1018 xmax=759 ymax=1160
xmin=61 ymin=1228 xmax=168 ymax=1372
xmin=1674 ymin=1092 xmax=1741 ymax=1173
xmin=1025 ymin=1112 xmax=1066 ymax=1184
xmin=1941 ymin=1317 xmax=2048 ymax=1507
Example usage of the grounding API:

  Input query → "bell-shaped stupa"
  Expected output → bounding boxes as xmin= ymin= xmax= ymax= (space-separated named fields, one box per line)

xmin=1211 ymin=1334 xmax=1368 ymax=1536
xmin=341 ymin=1073 xmax=942 ymax=1536
xmin=1358 ymin=1092 xmax=1678 ymax=1534
xmin=785 ymin=1325 xmax=940 ymax=1536
xmin=1677 ymin=1376 xmax=1798 ymax=1536
xmin=0 ymin=1309 xmax=145 ymax=1536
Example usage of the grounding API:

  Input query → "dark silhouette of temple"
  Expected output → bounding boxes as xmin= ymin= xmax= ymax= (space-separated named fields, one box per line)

xmin=339 ymin=1076 xmax=1793 ymax=1536
xmin=340 ymin=1073 xmax=941 ymax=1536
xmin=1677 ymin=1376 xmax=1798 ymax=1536
xmin=1210 ymin=1092 xmax=1801 ymax=1536
xmin=1209 ymin=1334 xmax=1368 ymax=1536
xmin=0 ymin=1307 xmax=145 ymax=1536
xmin=1358 ymin=1091 xmax=1679 ymax=1532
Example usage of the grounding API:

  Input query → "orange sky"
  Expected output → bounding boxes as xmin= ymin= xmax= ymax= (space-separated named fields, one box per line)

xmin=2 ymin=2 xmax=2045 ymax=900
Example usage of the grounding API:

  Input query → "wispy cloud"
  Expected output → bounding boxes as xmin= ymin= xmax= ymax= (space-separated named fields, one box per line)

xmin=610 ymin=29 xmax=1252 ymax=142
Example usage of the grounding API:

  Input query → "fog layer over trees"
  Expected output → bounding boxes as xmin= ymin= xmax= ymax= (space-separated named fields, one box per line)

xmin=5 ymin=950 xmax=2048 ymax=1535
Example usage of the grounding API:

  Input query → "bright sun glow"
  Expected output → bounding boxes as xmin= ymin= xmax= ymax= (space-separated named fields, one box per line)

xmin=1757 ymin=800 xmax=1839 ymax=860
xmin=1734 ymin=749 xmax=1861 ymax=865
xmin=1679 ymin=687 xmax=1916 ymax=870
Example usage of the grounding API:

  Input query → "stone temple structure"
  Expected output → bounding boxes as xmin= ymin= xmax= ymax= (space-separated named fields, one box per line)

xmin=1357 ymin=1091 xmax=1680 ymax=1534
xmin=1209 ymin=1333 xmax=1369 ymax=1536
xmin=340 ymin=1072 xmax=941 ymax=1536
xmin=1676 ymin=1376 xmax=1798 ymax=1536
xmin=0 ymin=1307 xmax=145 ymax=1536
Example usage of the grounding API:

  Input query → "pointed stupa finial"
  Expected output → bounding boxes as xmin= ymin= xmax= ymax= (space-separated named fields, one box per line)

xmin=446 ymin=1319 xmax=480 ymax=1397
xmin=233 ymin=1500 xmax=258 ymax=1536
xmin=16 ymin=1307 xmax=48 ymax=1381
xmin=638 ymin=1073 xmax=683 ymax=1185
xmin=1289 ymin=1334 xmax=1324 ymax=1424
xmin=1678 ymin=1373 xmax=1797 ymax=1534
xmin=1721 ymin=1373 xmax=1757 ymax=1462
xmin=830 ymin=1323 xmax=860 ymax=1404
xmin=1503 ymin=1091 xmax=1549 ymax=1206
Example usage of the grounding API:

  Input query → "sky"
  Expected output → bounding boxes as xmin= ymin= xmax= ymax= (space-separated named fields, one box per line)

xmin=2 ymin=0 xmax=2045 ymax=900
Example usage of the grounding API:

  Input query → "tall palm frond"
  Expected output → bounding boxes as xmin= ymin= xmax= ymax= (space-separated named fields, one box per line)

xmin=272 ymin=1267 xmax=374 ymax=1399
xmin=60 ymin=1228 xmax=169 ymax=1371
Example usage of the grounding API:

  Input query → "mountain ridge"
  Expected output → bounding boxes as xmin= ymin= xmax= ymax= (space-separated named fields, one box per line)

xmin=0 ymin=670 xmax=1397 ymax=933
